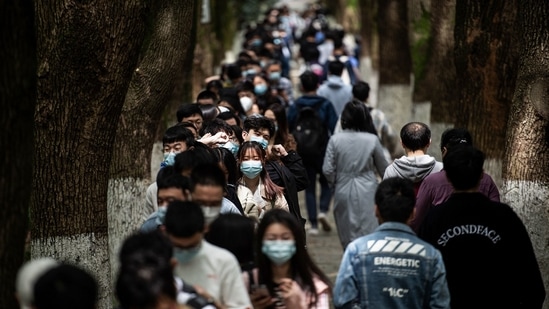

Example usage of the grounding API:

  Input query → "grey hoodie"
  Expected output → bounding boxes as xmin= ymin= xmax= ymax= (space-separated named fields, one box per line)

xmin=383 ymin=155 xmax=443 ymax=183
xmin=317 ymin=75 xmax=353 ymax=116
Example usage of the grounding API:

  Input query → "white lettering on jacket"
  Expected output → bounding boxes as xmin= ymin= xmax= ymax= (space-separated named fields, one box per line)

xmin=436 ymin=224 xmax=501 ymax=247
xmin=374 ymin=257 xmax=420 ymax=268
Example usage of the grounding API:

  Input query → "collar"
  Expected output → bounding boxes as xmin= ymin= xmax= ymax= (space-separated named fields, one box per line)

xmin=375 ymin=222 xmax=416 ymax=235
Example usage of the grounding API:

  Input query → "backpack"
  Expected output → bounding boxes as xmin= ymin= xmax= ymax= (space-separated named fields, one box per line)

xmin=292 ymin=105 xmax=329 ymax=157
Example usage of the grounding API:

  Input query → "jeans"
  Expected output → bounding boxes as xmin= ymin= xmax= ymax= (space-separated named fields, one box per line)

xmin=305 ymin=163 xmax=332 ymax=228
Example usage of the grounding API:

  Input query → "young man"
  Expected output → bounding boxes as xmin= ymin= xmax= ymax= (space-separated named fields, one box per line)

xmin=383 ymin=122 xmax=443 ymax=194
xmin=418 ymin=145 xmax=545 ymax=309
xmin=333 ymin=177 xmax=450 ymax=309
xmin=265 ymin=60 xmax=294 ymax=106
xmin=165 ymin=201 xmax=252 ymax=309
xmin=177 ymin=103 xmax=204 ymax=132
xmin=242 ymin=115 xmax=308 ymax=227
xmin=317 ymin=60 xmax=353 ymax=117
xmin=287 ymin=71 xmax=338 ymax=234
xmin=196 ymin=90 xmax=218 ymax=106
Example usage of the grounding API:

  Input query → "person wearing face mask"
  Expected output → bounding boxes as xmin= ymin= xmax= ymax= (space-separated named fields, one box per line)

xmin=237 ymin=142 xmax=288 ymax=221
xmin=164 ymin=201 xmax=252 ymax=309
xmin=235 ymin=80 xmax=260 ymax=117
xmin=251 ymin=209 xmax=331 ymax=309
xmin=265 ymin=61 xmax=294 ymax=107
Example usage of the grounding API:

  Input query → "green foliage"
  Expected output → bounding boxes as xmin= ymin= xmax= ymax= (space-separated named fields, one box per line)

xmin=411 ymin=5 xmax=431 ymax=83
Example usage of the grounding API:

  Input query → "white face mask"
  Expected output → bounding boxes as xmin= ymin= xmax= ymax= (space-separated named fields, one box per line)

xmin=240 ymin=96 xmax=253 ymax=112
xmin=201 ymin=206 xmax=221 ymax=225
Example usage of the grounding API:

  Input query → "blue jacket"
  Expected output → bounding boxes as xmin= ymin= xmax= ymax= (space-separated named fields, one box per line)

xmin=287 ymin=95 xmax=338 ymax=134
xmin=333 ymin=222 xmax=450 ymax=309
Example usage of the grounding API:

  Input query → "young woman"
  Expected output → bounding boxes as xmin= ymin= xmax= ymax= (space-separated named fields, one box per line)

xmin=252 ymin=209 xmax=331 ymax=309
xmin=322 ymin=101 xmax=389 ymax=249
xmin=237 ymin=141 xmax=288 ymax=221
xmin=263 ymin=103 xmax=297 ymax=158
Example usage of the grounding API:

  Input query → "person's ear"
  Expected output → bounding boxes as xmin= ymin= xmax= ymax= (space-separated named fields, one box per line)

xmin=242 ymin=131 xmax=248 ymax=140
xmin=374 ymin=205 xmax=382 ymax=223
xmin=441 ymin=147 xmax=448 ymax=158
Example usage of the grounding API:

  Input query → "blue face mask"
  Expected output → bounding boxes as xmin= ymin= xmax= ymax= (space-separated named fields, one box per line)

xmin=250 ymin=135 xmax=268 ymax=149
xmin=251 ymin=38 xmax=262 ymax=47
xmin=222 ymin=141 xmax=239 ymax=156
xmin=155 ymin=206 xmax=167 ymax=226
xmin=254 ymin=84 xmax=268 ymax=96
xmin=240 ymin=160 xmax=263 ymax=179
xmin=161 ymin=151 xmax=176 ymax=167
xmin=269 ymin=71 xmax=281 ymax=81
xmin=173 ymin=243 xmax=202 ymax=265
xmin=262 ymin=240 xmax=296 ymax=265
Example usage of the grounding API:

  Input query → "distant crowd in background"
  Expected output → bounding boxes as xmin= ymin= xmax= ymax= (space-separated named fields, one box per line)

xmin=17 ymin=3 xmax=546 ymax=309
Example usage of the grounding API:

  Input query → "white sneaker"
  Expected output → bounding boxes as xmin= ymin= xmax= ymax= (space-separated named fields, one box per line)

xmin=308 ymin=228 xmax=319 ymax=236
xmin=317 ymin=212 xmax=332 ymax=232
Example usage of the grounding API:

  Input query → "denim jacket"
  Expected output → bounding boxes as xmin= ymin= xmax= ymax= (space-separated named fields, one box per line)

xmin=333 ymin=222 xmax=450 ymax=309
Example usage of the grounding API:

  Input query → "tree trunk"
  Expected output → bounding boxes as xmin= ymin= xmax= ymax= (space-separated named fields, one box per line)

xmin=0 ymin=1 xmax=36 ymax=308
xmin=377 ymin=0 xmax=413 ymax=143
xmin=32 ymin=1 xmax=147 ymax=308
xmin=108 ymin=0 xmax=196 ymax=283
xmin=358 ymin=0 xmax=379 ymax=107
xmin=413 ymin=0 xmax=456 ymax=160
xmin=454 ymin=0 xmax=519 ymax=187
xmin=503 ymin=1 xmax=549 ymax=306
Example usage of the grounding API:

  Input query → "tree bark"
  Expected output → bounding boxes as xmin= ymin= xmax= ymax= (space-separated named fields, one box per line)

xmin=454 ymin=0 xmax=519 ymax=186
xmin=0 ymin=1 xmax=36 ymax=308
xmin=108 ymin=0 xmax=196 ymax=283
xmin=413 ymin=0 xmax=456 ymax=160
xmin=377 ymin=0 xmax=413 ymax=140
xmin=503 ymin=1 xmax=549 ymax=305
xmin=32 ymin=1 xmax=147 ymax=308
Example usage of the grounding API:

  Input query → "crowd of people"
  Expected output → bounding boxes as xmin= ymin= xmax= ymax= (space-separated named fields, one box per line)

xmin=16 ymin=3 xmax=546 ymax=309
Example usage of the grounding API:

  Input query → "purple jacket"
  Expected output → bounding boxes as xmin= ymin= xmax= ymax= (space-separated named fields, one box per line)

xmin=411 ymin=170 xmax=500 ymax=232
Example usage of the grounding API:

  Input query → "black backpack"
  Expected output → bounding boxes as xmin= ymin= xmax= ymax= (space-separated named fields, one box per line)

xmin=292 ymin=105 xmax=329 ymax=157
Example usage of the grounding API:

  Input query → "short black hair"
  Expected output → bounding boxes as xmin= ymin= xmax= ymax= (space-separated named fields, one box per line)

xmin=243 ymin=115 xmax=275 ymax=138
xmin=226 ymin=63 xmax=242 ymax=81
xmin=440 ymin=128 xmax=473 ymax=151
xmin=198 ymin=104 xmax=220 ymax=126
xmin=375 ymin=177 xmax=416 ymax=223
xmin=157 ymin=172 xmax=190 ymax=192
xmin=340 ymin=100 xmax=376 ymax=134
xmin=162 ymin=123 xmax=195 ymax=146
xmin=190 ymin=162 xmax=227 ymax=191
xmin=299 ymin=71 xmax=319 ymax=92
xmin=443 ymin=144 xmax=484 ymax=191
xmin=173 ymin=143 xmax=216 ymax=174
xmin=352 ymin=81 xmax=371 ymax=102
xmin=400 ymin=122 xmax=431 ymax=151
xmin=119 ymin=230 xmax=173 ymax=266
xmin=205 ymin=214 xmax=256 ymax=267
xmin=165 ymin=201 xmax=205 ymax=237
xmin=202 ymin=118 xmax=234 ymax=136
xmin=211 ymin=147 xmax=238 ymax=185
xmin=196 ymin=89 xmax=218 ymax=103
xmin=34 ymin=263 xmax=98 ymax=309
xmin=235 ymin=80 xmax=255 ymax=94
xmin=217 ymin=111 xmax=241 ymax=127
xmin=328 ymin=60 xmax=345 ymax=76
xmin=176 ymin=103 xmax=203 ymax=123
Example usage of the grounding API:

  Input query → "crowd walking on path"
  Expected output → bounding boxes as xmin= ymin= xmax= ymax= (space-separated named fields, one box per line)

xmin=17 ymin=3 xmax=545 ymax=309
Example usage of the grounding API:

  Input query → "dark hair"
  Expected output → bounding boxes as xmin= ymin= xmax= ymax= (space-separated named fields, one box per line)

xmin=219 ymin=88 xmax=245 ymax=116
xmin=226 ymin=63 xmax=242 ymax=81
xmin=173 ymin=143 xmax=216 ymax=175
xmin=243 ymin=115 xmax=275 ymax=138
xmin=196 ymin=89 xmax=218 ymax=103
xmin=157 ymin=172 xmax=190 ymax=192
xmin=198 ymin=104 xmax=220 ymax=126
xmin=211 ymin=147 xmax=238 ymax=185
xmin=202 ymin=118 xmax=234 ymax=137
xmin=340 ymin=100 xmax=377 ymax=134
xmin=217 ymin=111 xmax=241 ymax=127
xmin=443 ymin=145 xmax=484 ymax=191
xmin=328 ymin=60 xmax=345 ymax=76
xmin=178 ymin=121 xmax=198 ymax=135
xmin=236 ymin=80 xmax=255 ymax=94
xmin=190 ymin=162 xmax=227 ymax=191
xmin=205 ymin=214 xmax=256 ymax=269
xmin=162 ymin=124 xmax=195 ymax=147
xmin=237 ymin=142 xmax=284 ymax=201
xmin=375 ymin=177 xmax=416 ymax=223
xmin=299 ymin=71 xmax=319 ymax=92
xmin=165 ymin=201 xmax=205 ymax=237
xmin=256 ymin=210 xmax=331 ymax=307
xmin=400 ymin=122 xmax=431 ymax=151
xmin=34 ymin=264 xmax=98 ymax=309
xmin=265 ymin=103 xmax=290 ymax=145
xmin=116 ymin=231 xmax=176 ymax=309
xmin=176 ymin=103 xmax=203 ymax=123
xmin=231 ymin=125 xmax=244 ymax=145
xmin=440 ymin=128 xmax=473 ymax=151
xmin=206 ymin=80 xmax=224 ymax=94
xmin=352 ymin=81 xmax=371 ymax=102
